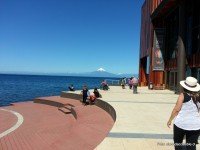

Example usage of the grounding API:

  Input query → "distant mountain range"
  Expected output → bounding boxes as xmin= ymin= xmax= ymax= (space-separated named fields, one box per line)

xmin=80 ymin=70 xmax=137 ymax=78
xmin=0 ymin=68 xmax=138 ymax=78
xmin=62 ymin=68 xmax=138 ymax=78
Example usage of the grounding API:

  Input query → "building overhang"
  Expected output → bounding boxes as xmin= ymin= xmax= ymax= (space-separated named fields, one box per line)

xmin=151 ymin=0 xmax=177 ymax=21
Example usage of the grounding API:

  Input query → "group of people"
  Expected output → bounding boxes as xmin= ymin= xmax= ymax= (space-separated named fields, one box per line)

xmin=68 ymin=84 xmax=102 ymax=105
xmin=120 ymin=77 xmax=139 ymax=94
xmin=81 ymin=86 xmax=101 ymax=105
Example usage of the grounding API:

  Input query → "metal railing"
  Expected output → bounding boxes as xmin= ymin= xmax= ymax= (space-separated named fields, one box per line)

xmin=105 ymin=79 xmax=120 ymax=86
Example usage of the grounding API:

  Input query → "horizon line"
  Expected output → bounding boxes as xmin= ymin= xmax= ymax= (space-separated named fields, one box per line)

xmin=0 ymin=71 xmax=138 ymax=75
xmin=0 ymin=73 xmax=138 ymax=78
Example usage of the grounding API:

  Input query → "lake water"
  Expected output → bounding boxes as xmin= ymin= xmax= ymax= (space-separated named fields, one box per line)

xmin=0 ymin=74 xmax=119 ymax=106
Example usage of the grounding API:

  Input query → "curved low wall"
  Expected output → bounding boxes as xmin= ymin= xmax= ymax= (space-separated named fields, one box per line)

xmin=60 ymin=91 xmax=116 ymax=122
xmin=95 ymin=99 xmax=116 ymax=121
xmin=60 ymin=92 xmax=82 ymax=101
xmin=34 ymin=92 xmax=116 ymax=122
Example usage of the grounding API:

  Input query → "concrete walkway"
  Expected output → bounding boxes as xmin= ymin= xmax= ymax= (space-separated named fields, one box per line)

xmin=92 ymin=86 xmax=200 ymax=150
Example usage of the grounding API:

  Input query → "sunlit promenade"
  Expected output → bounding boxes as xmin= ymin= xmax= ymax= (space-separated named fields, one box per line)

xmin=93 ymin=86 xmax=200 ymax=150
xmin=1 ymin=85 xmax=200 ymax=150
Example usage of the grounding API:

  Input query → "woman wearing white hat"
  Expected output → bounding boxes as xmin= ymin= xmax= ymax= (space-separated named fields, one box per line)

xmin=167 ymin=77 xmax=200 ymax=150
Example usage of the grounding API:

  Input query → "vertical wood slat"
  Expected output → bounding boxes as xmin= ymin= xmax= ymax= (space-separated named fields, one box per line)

xmin=139 ymin=0 xmax=165 ymax=88
xmin=140 ymin=0 xmax=160 ymax=59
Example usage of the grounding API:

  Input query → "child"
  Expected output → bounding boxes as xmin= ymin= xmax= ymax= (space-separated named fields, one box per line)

xmin=88 ymin=88 xmax=102 ymax=104
xmin=89 ymin=94 xmax=96 ymax=104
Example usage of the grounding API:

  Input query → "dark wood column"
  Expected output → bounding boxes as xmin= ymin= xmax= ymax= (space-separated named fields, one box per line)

xmin=177 ymin=0 xmax=186 ymax=93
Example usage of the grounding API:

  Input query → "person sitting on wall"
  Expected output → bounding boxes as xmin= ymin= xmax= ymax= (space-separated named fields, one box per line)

xmin=89 ymin=94 xmax=96 ymax=104
xmin=93 ymin=87 xmax=102 ymax=98
xmin=88 ymin=88 xmax=102 ymax=104
xmin=101 ymin=80 xmax=109 ymax=90
xmin=68 ymin=84 xmax=75 ymax=91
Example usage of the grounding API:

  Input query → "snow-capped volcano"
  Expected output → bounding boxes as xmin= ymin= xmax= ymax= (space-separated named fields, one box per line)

xmin=88 ymin=68 xmax=116 ymax=77
xmin=97 ymin=68 xmax=106 ymax=72
xmin=47 ymin=67 xmax=137 ymax=78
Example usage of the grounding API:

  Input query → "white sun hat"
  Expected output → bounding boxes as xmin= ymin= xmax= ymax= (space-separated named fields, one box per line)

xmin=180 ymin=77 xmax=200 ymax=92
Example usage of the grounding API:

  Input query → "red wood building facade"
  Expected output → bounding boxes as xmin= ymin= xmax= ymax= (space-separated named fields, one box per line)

xmin=139 ymin=0 xmax=200 ymax=92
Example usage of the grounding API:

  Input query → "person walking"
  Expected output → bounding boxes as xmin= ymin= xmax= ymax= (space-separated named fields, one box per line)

xmin=121 ymin=78 xmax=126 ymax=89
xmin=132 ymin=77 xmax=138 ymax=93
xmin=128 ymin=77 xmax=133 ymax=89
xmin=167 ymin=77 xmax=200 ymax=150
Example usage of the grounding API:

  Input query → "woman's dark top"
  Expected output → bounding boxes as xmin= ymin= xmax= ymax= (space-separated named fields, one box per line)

xmin=94 ymin=91 xmax=100 ymax=98
xmin=174 ymin=93 xmax=200 ymax=130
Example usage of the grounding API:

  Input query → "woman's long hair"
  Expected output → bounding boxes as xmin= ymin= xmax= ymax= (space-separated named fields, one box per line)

xmin=183 ymin=89 xmax=200 ymax=112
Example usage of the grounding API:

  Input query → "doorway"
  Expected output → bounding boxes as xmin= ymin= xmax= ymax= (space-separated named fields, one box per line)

xmin=169 ymin=70 xmax=178 ymax=91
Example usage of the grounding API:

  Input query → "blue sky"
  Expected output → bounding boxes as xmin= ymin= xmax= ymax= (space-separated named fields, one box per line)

xmin=0 ymin=0 xmax=144 ymax=74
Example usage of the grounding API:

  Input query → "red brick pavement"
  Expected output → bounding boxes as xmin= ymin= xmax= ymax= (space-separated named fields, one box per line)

xmin=0 ymin=96 xmax=114 ymax=150
xmin=0 ymin=110 xmax=17 ymax=135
